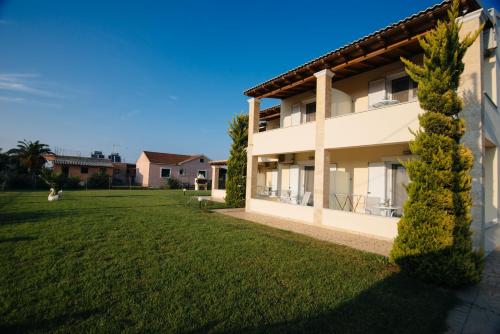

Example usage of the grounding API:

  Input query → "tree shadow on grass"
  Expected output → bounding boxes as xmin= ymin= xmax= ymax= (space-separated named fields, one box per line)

xmin=199 ymin=271 xmax=456 ymax=334
xmin=0 ymin=309 xmax=101 ymax=333
xmin=0 ymin=236 xmax=37 ymax=243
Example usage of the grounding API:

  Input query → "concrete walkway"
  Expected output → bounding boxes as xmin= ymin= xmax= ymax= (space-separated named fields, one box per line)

xmin=446 ymin=248 xmax=500 ymax=334
xmin=214 ymin=208 xmax=393 ymax=256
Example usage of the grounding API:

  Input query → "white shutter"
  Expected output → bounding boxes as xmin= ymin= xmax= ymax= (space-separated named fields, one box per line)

xmin=368 ymin=79 xmax=386 ymax=108
xmin=289 ymin=165 xmax=300 ymax=203
xmin=368 ymin=162 xmax=386 ymax=202
xmin=291 ymin=104 xmax=301 ymax=126
xmin=271 ymin=170 xmax=278 ymax=192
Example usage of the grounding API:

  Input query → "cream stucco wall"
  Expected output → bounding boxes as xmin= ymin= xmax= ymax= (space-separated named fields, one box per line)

xmin=248 ymin=198 xmax=314 ymax=224
xmin=322 ymin=209 xmax=398 ymax=240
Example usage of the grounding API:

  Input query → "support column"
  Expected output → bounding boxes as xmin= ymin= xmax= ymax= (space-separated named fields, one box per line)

xmin=246 ymin=98 xmax=260 ymax=211
xmin=313 ymin=69 xmax=334 ymax=225
xmin=211 ymin=165 xmax=219 ymax=190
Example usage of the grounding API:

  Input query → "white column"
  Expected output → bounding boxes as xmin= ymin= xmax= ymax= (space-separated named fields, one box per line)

xmin=246 ymin=98 xmax=260 ymax=210
xmin=313 ymin=70 xmax=334 ymax=225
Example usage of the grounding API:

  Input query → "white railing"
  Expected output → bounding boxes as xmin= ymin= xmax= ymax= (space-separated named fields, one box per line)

xmin=330 ymin=193 xmax=402 ymax=217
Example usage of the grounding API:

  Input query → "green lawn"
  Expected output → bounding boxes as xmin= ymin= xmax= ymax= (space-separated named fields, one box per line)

xmin=0 ymin=190 xmax=455 ymax=333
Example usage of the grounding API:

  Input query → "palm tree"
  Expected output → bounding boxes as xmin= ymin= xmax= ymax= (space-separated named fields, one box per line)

xmin=8 ymin=140 xmax=52 ymax=175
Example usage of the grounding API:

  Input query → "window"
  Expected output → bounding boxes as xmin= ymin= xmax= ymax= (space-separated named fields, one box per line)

xmin=99 ymin=167 xmax=107 ymax=174
xmin=389 ymin=74 xmax=418 ymax=103
xmin=81 ymin=166 xmax=88 ymax=174
xmin=305 ymin=102 xmax=316 ymax=122
xmin=179 ymin=168 xmax=185 ymax=176
xmin=200 ymin=158 xmax=204 ymax=163
xmin=161 ymin=168 xmax=171 ymax=178
xmin=197 ymin=170 xmax=207 ymax=178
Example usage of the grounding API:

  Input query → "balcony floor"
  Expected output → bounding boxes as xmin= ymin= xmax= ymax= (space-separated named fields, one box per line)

xmin=213 ymin=208 xmax=393 ymax=256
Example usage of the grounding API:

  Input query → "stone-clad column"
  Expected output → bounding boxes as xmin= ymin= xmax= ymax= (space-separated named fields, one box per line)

xmin=313 ymin=70 xmax=334 ymax=225
xmin=459 ymin=10 xmax=485 ymax=250
xmin=246 ymin=98 xmax=260 ymax=211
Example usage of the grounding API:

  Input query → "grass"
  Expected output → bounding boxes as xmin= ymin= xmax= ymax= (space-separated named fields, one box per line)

xmin=0 ymin=190 xmax=456 ymax=333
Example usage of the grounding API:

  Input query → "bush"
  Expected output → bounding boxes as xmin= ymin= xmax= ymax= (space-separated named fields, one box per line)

xmin=164 ymin=177 xmax=181 ymax=189
xmin=87 ymin=172 xmax=110 ymax=189
xmin=225 ymin=113 xmax=248 ymax=207
xmin=390 ymin=0 xmax=483 ymax=287
xmin=3 ymin=173 xmax=34 ymax=189
xmin=64 ymin=176 xmax=81 ymax=189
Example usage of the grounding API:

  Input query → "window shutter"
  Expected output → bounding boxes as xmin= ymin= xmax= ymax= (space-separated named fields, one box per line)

xmin=368 ymin=78 xmax=386 ymax=108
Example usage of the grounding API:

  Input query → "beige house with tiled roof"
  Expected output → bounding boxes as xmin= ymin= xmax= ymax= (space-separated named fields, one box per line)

xmin=135 ymin=151 xmax=211 ymax=188
xmin=243 ymin=0 xmax=500 ymax=254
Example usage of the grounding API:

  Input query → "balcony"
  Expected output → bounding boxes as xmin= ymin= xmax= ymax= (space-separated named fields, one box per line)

xmin=324 ymin=101 xmax=422 ymax=149
xmin=252 ymin=121 xmax=316 ymax=156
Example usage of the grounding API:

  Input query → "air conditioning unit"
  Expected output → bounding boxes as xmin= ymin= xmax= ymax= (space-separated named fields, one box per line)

xmin=278 ymin=154 xmax=294 ymax=164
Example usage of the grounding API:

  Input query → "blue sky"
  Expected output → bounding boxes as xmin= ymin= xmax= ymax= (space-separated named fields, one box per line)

xmin=0 ymin=0 xmax=498 ymax=161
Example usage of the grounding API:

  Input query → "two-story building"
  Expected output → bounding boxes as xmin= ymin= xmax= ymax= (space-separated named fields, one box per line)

xmin=243 ymin=0 xmax=500 ymax=254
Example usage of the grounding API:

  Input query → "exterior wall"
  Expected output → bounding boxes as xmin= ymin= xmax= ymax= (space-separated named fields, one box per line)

xmin=53 ymin=164 xmax=113 ymax=181
xmin=135 ymin=152 xmax=151 ymax=187
xmin=322 ymin=209 xmax=398 ymax=240
xmin=324 ymin=101 xmax=421 ymax=149
xmin=459 ymin=10 xmax=487 ymax=249
xmin=211 ymin=189 xmax=226 ymax=201
xmin=248 ymin=198 xmax=314 ymax=223
xmin=253 ymin=122 xmax=316 ymax=155
xmin=146 ymin=157 xmax=212 ymax=188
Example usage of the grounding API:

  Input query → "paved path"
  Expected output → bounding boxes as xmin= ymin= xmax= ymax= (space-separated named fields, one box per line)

xmin=446 ymin=248 xmax=500 ymax=334
xmin=214 ymin=208 xmax=393 ymax=256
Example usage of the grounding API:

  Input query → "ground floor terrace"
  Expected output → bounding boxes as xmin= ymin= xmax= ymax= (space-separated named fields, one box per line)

xmin=247 ymin=143 xmax=416 ymax=240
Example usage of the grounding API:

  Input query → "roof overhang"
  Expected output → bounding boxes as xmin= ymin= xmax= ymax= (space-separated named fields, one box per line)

xmin=244 ymin=0 xmax=483 ymax=100
xmin=209 ymin=160 xmax=228 ymax=166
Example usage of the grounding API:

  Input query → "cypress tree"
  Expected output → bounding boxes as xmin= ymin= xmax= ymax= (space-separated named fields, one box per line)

xmin=225 ymin=113 xmax=249 ymax=207
xmin=390 ymin=0 xmax=483 ymax=287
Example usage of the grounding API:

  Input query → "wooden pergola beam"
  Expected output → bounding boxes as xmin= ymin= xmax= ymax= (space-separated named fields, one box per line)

xmin=256 ymin=33 xmax=424 ymax=99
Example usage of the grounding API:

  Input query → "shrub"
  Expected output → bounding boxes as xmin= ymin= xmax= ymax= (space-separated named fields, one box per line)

xmin=390 ymin=0 xmax=483 ymax=287
xmin=64 ymin=176 xmax=81 ymax=189
xmin=87 ymin=172 xmax=110 ymax=189
xmin=225 ymin=113 xmax=248 ymax=207
xmin=164 ymin=177 xmax=181 ymax=189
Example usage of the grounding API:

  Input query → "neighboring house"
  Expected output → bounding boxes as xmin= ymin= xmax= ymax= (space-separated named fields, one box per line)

xmin=210 ymin=160 xmax=227 ymax=201
xmin=243 ymin=0 xmax=500 ymax=254
xmin=135 ymin=151 xmax=211 ymax=188
xmin=44 ymin=154 xmax=114 ymax=181
xmin=112 ymin=162 xmax=136 ymax=185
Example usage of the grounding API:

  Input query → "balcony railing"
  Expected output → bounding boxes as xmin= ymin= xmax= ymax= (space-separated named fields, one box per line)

xmin=330 ymin=193 xmax=402 ymax=217
xmin=256 ymin=186 xmax=313 ymax=206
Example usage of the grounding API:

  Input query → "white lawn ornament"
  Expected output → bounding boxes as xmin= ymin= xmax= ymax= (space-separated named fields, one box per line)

xmin=48 ymin=188 xmax=63 ymax=201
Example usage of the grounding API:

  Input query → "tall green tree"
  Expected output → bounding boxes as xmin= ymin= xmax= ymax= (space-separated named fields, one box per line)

xmin=225 ymin=113 xmax=249 ymax=207
xmin=8 ymin=140 xmax=52 ymax=176
xmin=391 ymin=0 xmax=483 ymax=287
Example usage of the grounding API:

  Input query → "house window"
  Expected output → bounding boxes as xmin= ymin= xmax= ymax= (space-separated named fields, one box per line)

xmin=99 ymin=167 xmax=107 ymax=174
xmin=305 ymin=102 xmax=316 ymax=122
xmin=81 ymin=166 xmax=88 ymax=174
xmin=197 ymin=170 xmax=207 ymax=178
xmin=179 ymin=168 xmax=185 ymax=176
xmin=161 ymin=168 xmax=171 ymax=178
xmin=200 ymin=158 xmax=204 ymax=163
xmin=389 ymin=75 xmax=418 ymax=103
